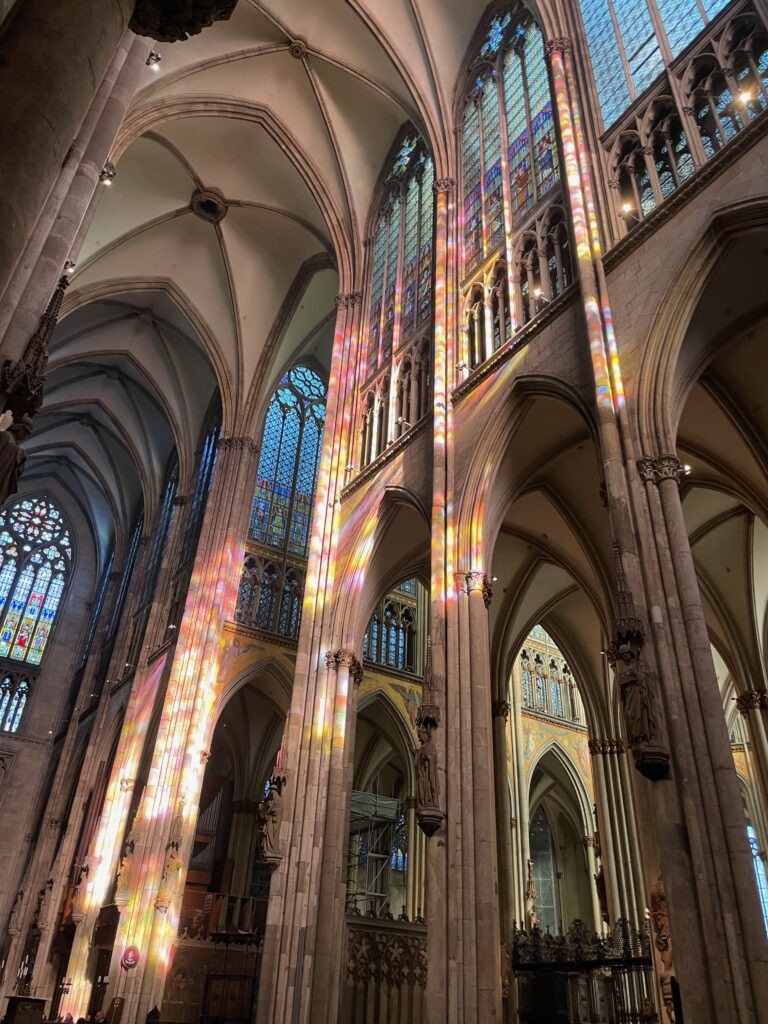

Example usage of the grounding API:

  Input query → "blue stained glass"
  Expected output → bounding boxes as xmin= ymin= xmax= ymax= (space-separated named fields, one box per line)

xmin=250 ymin=366 xmax=327 ymax=563
xmin=481 ymin=13 xmax=511 ymax=57
xmin=614 ymin=0 xmax=664 ymax=95
xmin=524 ymin=29 xmax=559 ymax=198
xmin=6 ymin=680 xmax=27 ymax=732
xmin=748 ymin=825 xmax=768 ymax=935
xmin=580 ymin=0 xmax=632 ymax=126
xmin=367 ymin=216 xmax=387 ymax=373
xmin=654 ymin=0 xmax=705 ymax=56
xmin=702 ymin=0 xmax=729 ymax=16
xmin=481 ymin=79 xmax=504 ymax=251
xmin=0 ymin=678 xmax=9 ymax=728
xmin=417 ymin=158 xmax=434 ymax=324
xmin=462 ymin=103 xmax=482 ymax=269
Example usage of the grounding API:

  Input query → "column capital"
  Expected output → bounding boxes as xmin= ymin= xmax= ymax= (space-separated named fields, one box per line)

xmin=588 ymin=738 xmax=625 ymax=755
xmin=736 ymin=691 xmax=768 ymax=715
xmin=433 ymin=177 xmax=456 ymax=194
xmin=326 ymin=648 xmax=363 ymax=684
xmin=456 ymin=570 xmax=494 ymax=606
xmin=545 ymin=37 xmax=573 ymax=57
xmin=637 ymin=454 xmax=685 ymax=485
xmin=334 ymin=291 xmax=363 ymax=310
xmin=218 ymin=435 xmax=258 ymax=454
xmin=492 ymin=699 xmax=511 ymax=720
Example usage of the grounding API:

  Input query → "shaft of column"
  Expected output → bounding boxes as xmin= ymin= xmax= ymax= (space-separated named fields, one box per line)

xmin=492 ymin=706 xmax=515 ymax=942
xmin=589 ymin=748 xmax=621 ymax=923
xmin=0 ymin=0 xmax=134 ymax=306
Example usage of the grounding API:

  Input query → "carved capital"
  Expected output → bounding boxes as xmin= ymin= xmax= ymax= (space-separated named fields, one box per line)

xmin=130 ymin=0 xmax=238 ymax=42
xmin=199 ymin=749 xmax=211 ymax=765
xmin=637 ymin=454 xmax=685 ymax=485
xmin=433 ymin=177 xmax=456 ymax=194
xmin=588 ymin=738 xmax=625 ymax=755
xmin=119 ymin=777 xmax=135 ymax=793
xmin=736 ymin=691 xmax=768 ymax=715
xmin=327 ymin=649 xmax=363 ymax=683
xmin=545 ymin=37 xmax=573 ymax=57
xmin=218 ymin=435 xmax=258 ymax=453
xmin=492 ymin=699 xmax=511 ymax=720
xmin=334 ymin=291 xmax=363 ymax=310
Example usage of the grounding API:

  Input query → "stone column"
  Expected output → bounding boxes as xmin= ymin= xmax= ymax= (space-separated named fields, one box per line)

xmin=257 ymin=293 xmax=363 ymax=1024
xmin=99 ymin=435 xmax=258 ymax=1024
xmin=0 ymin=0 xmax=134 ymax=302
xmin=491 ymin=699 xmax=515 ymax=942
xmin=0 ymin=34 xmax=146 ymax=357
xmin=405 ymin=796 xmax=418 ymax=918
xmin=449 ymin=570 xmax=502 ymax=1022
xmin=736 ymin=693 xmax=768 ymax=833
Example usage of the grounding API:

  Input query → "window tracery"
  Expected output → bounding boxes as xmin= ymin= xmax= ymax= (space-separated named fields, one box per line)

xmin=518 ymin=627 xmax=585 ymax=724
xmin=237 ymin=365 xmax=326 ymax=640
xmin=604 ymin=4 xmax=768 ymax=228
xmin=363 ymin=579 xmax=425 ymax=676
xmin=0 ymin=497 xmax=71 ymax=668
xmin=459 ymin=10 xmax=566 ymax=379
xmin=360 ymin=133 xmax=434 ymax=468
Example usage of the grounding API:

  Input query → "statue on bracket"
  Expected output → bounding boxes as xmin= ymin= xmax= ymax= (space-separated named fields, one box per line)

xmin=414 ymin=637 xmax=444 ymax=837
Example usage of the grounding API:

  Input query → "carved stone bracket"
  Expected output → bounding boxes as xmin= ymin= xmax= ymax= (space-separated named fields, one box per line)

xmin=736 ymin=691 xmax=768 ymax=714
xmin=130 ymin=0 xmax=238 ymax=42
xmin=637 ymin=454 xmax=685 ymax=486
xmin=492 ymin=699 xmax=511 ymax=720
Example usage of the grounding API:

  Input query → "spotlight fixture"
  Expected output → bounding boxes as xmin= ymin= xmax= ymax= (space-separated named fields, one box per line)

xmin=146 ymin=51 xmax=162 ymax=71
xmin=682 ymin=463 xmax=692 ymax=475
xmin=456 ymin=360 xmax=468 ymax=371
xmin=738 ymin=88 xmax=752 ymax=104
xmin=167 ymin=624 xmax=177 ymax=631
xmin=64 ymin=259 xmax=76 ymax=275
xmin=99 ymin=162 xmax=116 ymax=186
xmin=396 ymin=416 xmax=411 ymax=428
xmin=621 ymin=201 xmax=635 ymax=216
xmin=491 ymin=575 xmax=498 ymax=582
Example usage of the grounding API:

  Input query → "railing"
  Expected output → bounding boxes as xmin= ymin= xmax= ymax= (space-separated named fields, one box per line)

xmin=342 ymin=913 xmax=427 ymax=1024
xmin=177 ymin=891 xmax=266 ymax=941
xmin=513 ymin=919 xmax=657 ymax=1024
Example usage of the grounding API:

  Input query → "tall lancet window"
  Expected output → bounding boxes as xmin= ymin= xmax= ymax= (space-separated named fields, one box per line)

xmin=360 ymin=133 xmax=434 ymax=467
xmin=579 ymin=0 xmax=730 ymax=127
xmin=461 ymin=12 xmax=560 ymax=277
xmin=0 ymin=496 xmax=71 ymax=667
xmin=238 ymin=365 xmax=326 ymax=639
xmin=459 ymin=10 xmax=566 ymax=376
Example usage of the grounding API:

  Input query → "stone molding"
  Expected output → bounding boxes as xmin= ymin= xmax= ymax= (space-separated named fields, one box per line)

xmin=637 ymin=454 xmax=685 ymax=485
xmin=588 ymin=738 xmax=625 ymax=755
xmin=736 ymin=691 xmax=768 ymax=714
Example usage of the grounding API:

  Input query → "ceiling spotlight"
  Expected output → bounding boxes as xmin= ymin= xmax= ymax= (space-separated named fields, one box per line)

xmin=682 ymin=463 xmax=692 ymax=475
xmin=146 ymin=51 xmax=162 ymax=71
xmin=167 ymin=624 xmax=177 ymax=631
xmin=64 ymin=260 xmax=76 ymax=275
xmin=491 ymin=575 xmax=498 ymax=582
xmin=738 ymin=88 xmax=752 ymax=104
xmin=533 ymin=287 xmax=543 ymax=300
xmin=99 ymin=162 xmax=116 ymax=186
xmin=621 ymin=201 xmax=635 ymax=217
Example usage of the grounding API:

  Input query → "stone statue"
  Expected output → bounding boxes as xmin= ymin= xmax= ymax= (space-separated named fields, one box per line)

xmin=261 ymin=781 xmax=283 ymax=861
xmin=115 ymin=828 xmax=138 ymax=900
xmin=415 ymin=723 xmax=439 ymax=810
xmin=0 ymin=411 xmax=29 ymax=505
xmin=617 ymin=644 xmax=656 ymax=747
xmin=594 ymin=865 xmax=609 ymax=924
xmin=8 ymin=889 xmax=23 ymax=935
xmin=650 ymin=873 xmax=676 ymax=1024
xmin=500 ymin=942 xmax=512 ymax=1000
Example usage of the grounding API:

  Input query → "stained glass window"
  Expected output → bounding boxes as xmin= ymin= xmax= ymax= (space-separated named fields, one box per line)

xmin=529 ymin=805 xmax=559 ymax=931
xmin=747 ymin=824 xmax=768 ymax=935
xmin=250 ymin=366 xmax=326 ymax=559
xmin=580 ymin=0 xmax=731 ymax=127
xmin=462 ymin=16 xmax=560 ymax=275
xmin=0 ymin=675 xmax=30 ymax=732
xmin=363 ymin=579 xmax=422 ymax=674
xmin=0 ymin=497 xmax=71 ymax=666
